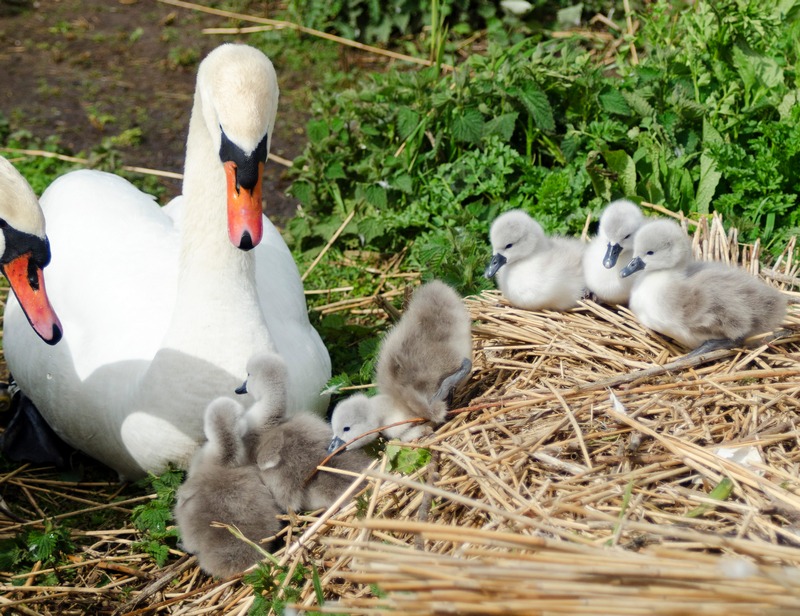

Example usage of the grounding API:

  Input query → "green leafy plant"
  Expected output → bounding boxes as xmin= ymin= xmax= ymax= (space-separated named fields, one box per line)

xmin=386 ymin=444 xmax=432 ymax=474
xmin=131 ymin=466 xmax=184 ymax=567
xmin=0 ymin=520 xmax=75 ymax=585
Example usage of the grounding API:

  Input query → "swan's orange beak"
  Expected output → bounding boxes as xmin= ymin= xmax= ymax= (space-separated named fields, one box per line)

xmin=224 ymin=161 xmax=264 ymax=251
xmin=2 ymin=252 xmax=62 ymax=345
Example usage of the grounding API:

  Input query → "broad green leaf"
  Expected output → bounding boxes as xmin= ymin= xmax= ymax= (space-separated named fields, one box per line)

xmin=696 ymin=118 xmax=723 ymax=215
xmin=603 ymin=150 xmax=637 ymax=196
xmin=599 ymin=89 xmax=632 ymax=116
xmin=385 ymin=444 xmax=431 ymax=474
xmin=511 ymin=85 xmax=555 ymax=132
xmin=324 ymin=162 xmax=346 ymax=180
xmin=397 ymin=106 xmax=421 ymax=141
xmin=483 ymin=112 xmax=519 ymax=141
xmin=452 ymin=108 xmax=485 ymax=143
xmin=364 ymin=184 xmax=388 ymax=209
xmin=306 ymin=119 xmax=329 ymax=145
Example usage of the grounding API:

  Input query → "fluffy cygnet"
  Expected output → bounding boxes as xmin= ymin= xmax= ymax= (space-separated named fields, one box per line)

xmin=328 ymin=280 xmax=472 ymax=451
xmin=485 ymin=209 xmax=585 ymax=310
xmin=582 ymin=199 xmax=645 ymax=304
xmin=174 ymin=398 xmax=281 ymax=578
xmin=238 ymin=352 xmax=370 ymax=511
xmin=620 ymin=218 xmax=788 ymax=354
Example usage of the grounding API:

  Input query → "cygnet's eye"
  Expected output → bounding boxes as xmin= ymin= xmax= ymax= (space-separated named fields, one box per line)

xmin=504 ymin=243 xmax=513 ymax=250
xmin=646 ymin=250 xmax=654 ymax=256
xmin=343 ymin=426 xmax=351 ymax=432
xmin=623 ymin=233 xmax=631 ymax=240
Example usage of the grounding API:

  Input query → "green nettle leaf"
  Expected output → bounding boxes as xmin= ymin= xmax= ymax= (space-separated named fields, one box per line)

xmin=324 ymin=161 xmax=347 ymax=180
xmin=452 ymin=108 xmax=485 ymax=143
xmin=696 ymin=118 xmax=723 ymax=215
xmin=307 ymin=119 xmax=330 ymax=145
xmin=385 ymin=444 xmax=432 ymax=474
xmin=599 ymin=89 xmax=632 ymax=116
xmin=603 ymin=150 xmax=637 ymax=196
xmin=511 ymin=84 xmax=555 ymax=132
xmin=289 ymin=181 xmax=314 ymax=207
xmin=397 ymin=106 xmax=421 ymax=140
xmin=364 ymin=184 xmax=388 ymax=209
xmin=483 ymin=112 xmax=519 ymax=141
xmin=621 ymin=90 xmax=654 ymax=118
xmin=393 ymin=173 xmax=414 ymax=194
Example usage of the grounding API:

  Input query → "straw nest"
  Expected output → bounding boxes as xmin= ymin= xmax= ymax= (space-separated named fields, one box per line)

xmin=2 ymin=212 xmax=800 ymax=615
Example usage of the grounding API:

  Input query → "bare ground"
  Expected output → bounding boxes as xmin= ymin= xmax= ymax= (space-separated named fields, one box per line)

xmin=0 ymin=0 xmax=324 ymax=221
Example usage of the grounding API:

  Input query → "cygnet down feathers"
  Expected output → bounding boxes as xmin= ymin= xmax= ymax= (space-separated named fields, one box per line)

xmin=582 ymin=199 xmax=645 ymax=305
xmin=238 ymin=352 xmax=371 ymax=511
xmin=329 ymin=280 xmax=472 ymax=451
xmin=485 ymin=209 xmax=585 ymax=310
xmin=174 ymin=397 xmax=281 ymax=578
xmin=620 ymin=218 xmax=787 ymax=354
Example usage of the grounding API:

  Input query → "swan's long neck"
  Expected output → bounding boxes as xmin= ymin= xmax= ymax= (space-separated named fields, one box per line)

xmin=162 ymin=92 xmax=272 ymax=368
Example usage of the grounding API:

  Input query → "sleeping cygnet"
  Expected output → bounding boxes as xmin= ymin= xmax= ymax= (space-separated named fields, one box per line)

xmin=620 ymin=218 xmax=788 ymax=355
xmin=174 ymin=397 xmax=281 ymax=578
xmin=485 ymin=209 xmax=585 ymax=310
xmin=583 ymin=199 xmax=645 ymax=304
xmin=238 ymin=352 xmax=371 ymax=512
xmin=328 ymin=280 xmax=472 ymax=451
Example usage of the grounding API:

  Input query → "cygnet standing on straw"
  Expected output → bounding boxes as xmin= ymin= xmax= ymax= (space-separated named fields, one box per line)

xmin=174 ymin=398 xmax=281 ymax=578
xmin=620 ymin=218 xmax=787 ymax=355
xmin=329 ymin=280 xmax=472 ymax=452
xmin=583 ymin=199 xmax=645 ymax=304
xmin=485 ymin=209 xmax=585 ymax=310
xmin=238 ymin=352 xmax=370 ymax=511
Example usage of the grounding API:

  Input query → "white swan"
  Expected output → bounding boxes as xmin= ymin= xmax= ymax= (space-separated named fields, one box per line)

xmin=582 ymin=199 xmax=644 ymax=305
xmin=2 ymin=44 xmax=331 ymax=479
xmin=620 ymin=218 xmax=788 ymax=353
xmin=485 ymin=209 xmax=585 ymax=311
xmin=0 ymin=156 xmax=61 ymax=344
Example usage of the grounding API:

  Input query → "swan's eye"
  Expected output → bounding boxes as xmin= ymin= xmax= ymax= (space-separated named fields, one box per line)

xmin=646 ymin=250 xmax=654 ymax=256
xmin=504 ymin=243 xmax=513 ymax=250
xmin=623 ymin=233 xmax=631 ymax=240
xmin=343 ymin=426 xmax=351 ymax=432
xmin=27 ymin=258 xmax=39 ymax=290
xmin=0 ymin=219 xmax=7 ymax=229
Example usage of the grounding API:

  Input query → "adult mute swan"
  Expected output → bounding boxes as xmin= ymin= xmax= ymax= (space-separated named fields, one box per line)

xmin=0 ymin=156 xmax=61 ymax=345
xmin=2 ymin=44 xmax=331 ymax=479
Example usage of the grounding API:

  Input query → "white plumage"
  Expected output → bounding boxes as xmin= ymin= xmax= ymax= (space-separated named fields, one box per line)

xmin=486 ymin=209 xmax=585 ymax=311
xmin=583 ymin=199 xmax=645 ymax=305
xmin=2 ymin=44 xmax=331 ymax=479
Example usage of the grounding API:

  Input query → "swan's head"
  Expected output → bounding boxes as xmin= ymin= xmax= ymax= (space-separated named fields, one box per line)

xmin=237 ymin=351 xmax=288 ymax=402
xmin=598 ymin=199 xmax=645 ymax=268
xmin=328 ymin=393 xmax=379 ymax=453
xmin=485 ymin=209 xmax=545 ymax=278
xmin=196 ymin=44 xmax=279 ymax=251
xmin=620 ymin=219 xmax=692 ymax=278
xmin=200 ymin=397 xmax=246 ymax=468
xmin=0 ymin=157 xmax=62 ymax=345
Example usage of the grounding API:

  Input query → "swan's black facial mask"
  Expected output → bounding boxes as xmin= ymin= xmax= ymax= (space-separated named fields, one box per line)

xmin=0 ymin=222 xmax=52 ymax=270
xmin=218 ymin=129 xmax=269 ymax=190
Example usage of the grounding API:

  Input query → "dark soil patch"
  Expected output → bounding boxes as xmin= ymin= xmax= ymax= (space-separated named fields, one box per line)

xmin=0 ymin=0 xmax=321 ymax=222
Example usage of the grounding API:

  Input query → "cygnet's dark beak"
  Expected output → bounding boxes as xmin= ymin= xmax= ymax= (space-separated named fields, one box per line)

xmin=234 ymin=380 xmax=248 ymax=395
xmin=484 ymin=253 xmax=507 ymax=279
xmin=327 ymin=436 xmax=346 ymax=454
xmin=603 ymin=242 xmax=623 ymax=269
xmin=620 ymin=256 xmax=645 ymax=278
